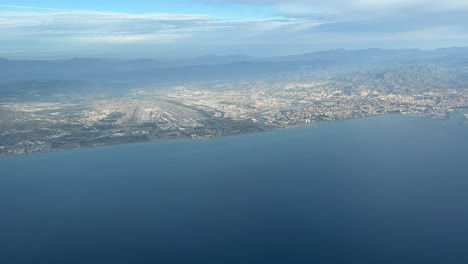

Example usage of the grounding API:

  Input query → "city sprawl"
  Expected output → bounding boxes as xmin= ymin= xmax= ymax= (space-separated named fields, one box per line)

xmin=1 ymin=69 xmax=467 ymax=156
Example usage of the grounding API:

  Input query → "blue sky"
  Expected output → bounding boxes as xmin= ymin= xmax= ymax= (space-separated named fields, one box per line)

xmin=0 ymin=0 xmax=278 ymax=19
xmin=1 ymin=0 xmax=468 ymax=58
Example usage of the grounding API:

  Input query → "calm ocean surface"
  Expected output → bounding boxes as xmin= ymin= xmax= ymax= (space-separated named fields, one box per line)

xmin=1 ymin=114 xmax=468 ymax=264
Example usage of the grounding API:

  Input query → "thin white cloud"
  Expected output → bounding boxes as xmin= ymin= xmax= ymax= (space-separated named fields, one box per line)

xmin=0 ymin=1 xmax=468 ymax=58
xmin=0 ymin=10 xmax=322 ymax=44
xmin=198 ymin=0 xmax=468 ymax=10
xmin=74 ymin=33 xmax=185 ymax=44
xmin=0 ymin=4 xmax=74 ymax=11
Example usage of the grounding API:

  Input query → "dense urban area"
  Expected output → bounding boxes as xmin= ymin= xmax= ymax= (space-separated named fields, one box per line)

xmin=1 ymin=77 xmax=467 ymax=156
xmin=1 ymin=49 xmax=468 ymax=156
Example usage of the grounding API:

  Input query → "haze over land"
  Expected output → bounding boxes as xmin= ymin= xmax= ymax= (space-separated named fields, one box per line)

xmin=1 ymin=48 xmax=468 ymax=155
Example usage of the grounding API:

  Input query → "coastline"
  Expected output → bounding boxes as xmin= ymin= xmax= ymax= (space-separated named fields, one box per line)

xmin=2 ymin=110 xmax=465 ymax=159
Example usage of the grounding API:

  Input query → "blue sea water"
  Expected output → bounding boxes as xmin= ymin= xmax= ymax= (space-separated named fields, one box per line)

xmin=1 ymin=114 xmax=468 ymax=264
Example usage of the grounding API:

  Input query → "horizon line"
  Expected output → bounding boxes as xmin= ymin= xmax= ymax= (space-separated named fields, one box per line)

xmin=1 ymin=46 xmax=467 ymax=61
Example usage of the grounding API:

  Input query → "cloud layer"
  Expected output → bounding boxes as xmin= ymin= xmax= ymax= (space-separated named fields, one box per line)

xmin=1 ymin=0 xmax=468 ymax=58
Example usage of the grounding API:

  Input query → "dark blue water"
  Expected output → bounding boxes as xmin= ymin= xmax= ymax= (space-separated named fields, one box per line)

xmin=1 ymin=114 xmax=468 ymax=264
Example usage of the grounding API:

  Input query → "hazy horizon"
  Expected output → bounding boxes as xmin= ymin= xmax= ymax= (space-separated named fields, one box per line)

xmin=2 ymin=0 xmax=468 ymax=59
xmin=1 ymin=46 xmax=467 ymax=61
